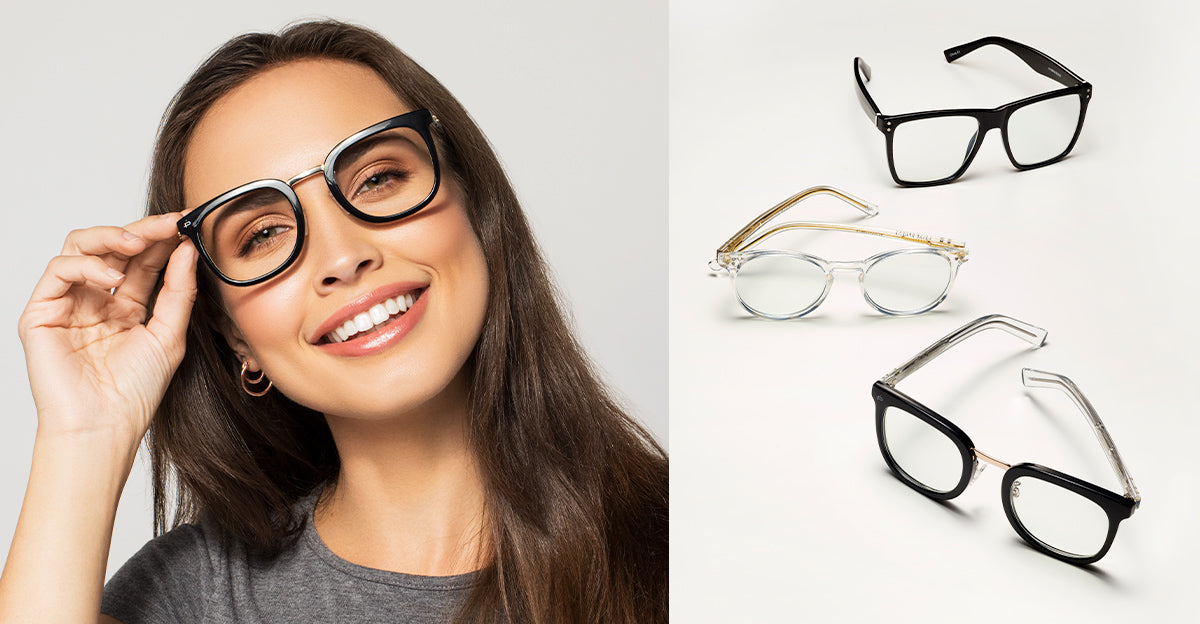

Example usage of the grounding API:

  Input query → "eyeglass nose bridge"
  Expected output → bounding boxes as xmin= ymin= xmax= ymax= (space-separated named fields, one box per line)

xmin=970 ymin=447 xmax=1011 ymax=483
xmin=826 ymin=260 xmax=868 ymax=273
xmin=287 ymin=165 xmax=326 ymax=186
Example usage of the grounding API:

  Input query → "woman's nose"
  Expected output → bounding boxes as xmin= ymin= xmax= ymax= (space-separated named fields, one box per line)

xmin=294 ymin=182 xmax=384 ymax=292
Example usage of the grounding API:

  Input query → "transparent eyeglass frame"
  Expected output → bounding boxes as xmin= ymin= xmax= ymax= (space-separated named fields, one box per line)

xmin=873 ymin=314 xmax=1141 ymax=565
xmin=709 ymin=186 xmax=970 ymax=319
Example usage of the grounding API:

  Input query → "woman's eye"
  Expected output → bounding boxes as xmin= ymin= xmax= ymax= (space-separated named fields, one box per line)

xmin=239 ymin=225 xmax=290 ymax=256
xmin=354 ymin=168 xmax=410 ymax=197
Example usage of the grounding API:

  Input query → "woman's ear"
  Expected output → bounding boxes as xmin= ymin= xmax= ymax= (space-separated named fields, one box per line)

xmin=219 ymin=314 xmax=260 ymax=370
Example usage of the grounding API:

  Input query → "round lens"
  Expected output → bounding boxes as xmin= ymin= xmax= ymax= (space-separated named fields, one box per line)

xmin=732 ymin=254 xmax=827 ymax=319
xmin=332 ymin=125 xmax=437 ymax=218
xmin=1006 ymin=94 xmax=1082 ymax=166
xmin=881 ymin=406 xmax=965 ymax=494
xmin=198 ymin=186 xmax=299 ymax=283
xmin=1009 ymin=475 xmax=1110 ymax=558
xmin=891 ymin=115 xmax=980 ymax=183
xmin=863 ymin=250 xmax=953 ymax=314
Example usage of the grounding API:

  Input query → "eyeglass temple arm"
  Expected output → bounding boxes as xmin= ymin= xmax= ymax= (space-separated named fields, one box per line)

xmin=880 ymin=314 xmax=1047 ymax=387
xmin=734 ymin=222 xmax=968 ymax=261
xmin=714 ymin=186 xmax=877 ymax=264
xmin=944 ymin=36 xmax=1085 ymax=88
xmin=854 ymin=58 xmax=886 ymax=130
xmin=1021 ymin=369 xmax=1141 ymax=505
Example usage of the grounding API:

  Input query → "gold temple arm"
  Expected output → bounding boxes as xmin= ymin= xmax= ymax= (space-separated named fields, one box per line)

xmin=1021 ymin=368 xmax=1141 ymax=505
xmin=716 ymin=186 xmax=878 ymax=258
xmin=735 ymin=222 xmax=969 ymax=262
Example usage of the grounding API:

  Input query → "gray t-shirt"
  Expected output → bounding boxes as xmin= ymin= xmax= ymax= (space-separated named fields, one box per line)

xmin=101 ymin=497 xmax=473 ymax=623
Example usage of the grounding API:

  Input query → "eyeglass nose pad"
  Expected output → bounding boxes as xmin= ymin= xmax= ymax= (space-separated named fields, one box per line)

xmin=963 ymin=129 xmax=980 ymax=161
xmin=969 ymin=458 xmax=986 ymax=484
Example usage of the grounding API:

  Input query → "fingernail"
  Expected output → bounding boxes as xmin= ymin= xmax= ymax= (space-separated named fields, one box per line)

xmin=106 ymin=268 xmax=125 ymax=281
xmin=122 ymin=231 xmax=143 ymax=242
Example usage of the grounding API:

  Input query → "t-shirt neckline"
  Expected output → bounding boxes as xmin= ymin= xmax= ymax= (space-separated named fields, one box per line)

xmin=299 ymin=493 xmax=478 ymax=591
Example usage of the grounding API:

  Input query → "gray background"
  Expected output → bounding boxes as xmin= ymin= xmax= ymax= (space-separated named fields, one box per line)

xmin=0 ymin=1 xmax=665 ymax=578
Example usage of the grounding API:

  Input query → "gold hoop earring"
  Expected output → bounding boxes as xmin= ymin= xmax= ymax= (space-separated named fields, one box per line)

xmin=240 ymin=361 xmax=272 ymax=397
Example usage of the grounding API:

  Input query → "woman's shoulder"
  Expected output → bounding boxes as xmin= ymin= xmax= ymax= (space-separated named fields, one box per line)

xmin=100 ymin=494 xmax=319 ymax=622
xmin=100 ymin=521 xmax=228 ymax=623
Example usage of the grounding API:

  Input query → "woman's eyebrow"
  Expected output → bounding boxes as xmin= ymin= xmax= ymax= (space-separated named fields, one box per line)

xmin=206 ymin=189 xmax=293 ymax=231
xmin=336 ymin=132 xmax=423 ymax=166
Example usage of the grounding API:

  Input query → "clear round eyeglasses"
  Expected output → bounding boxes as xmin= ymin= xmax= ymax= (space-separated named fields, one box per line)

xmin=854 ymin=36 xmax=1091 ymax=186
xmin=177 ymin=109 xmax=441 ymax=286
xmin=874 ymin=315 xmax=1140 ymax=565
xmin=709 ymin=186 xmax=969 ymax=319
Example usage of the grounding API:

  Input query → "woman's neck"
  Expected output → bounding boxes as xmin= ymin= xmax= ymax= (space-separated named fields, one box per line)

xmin=313 ymin=373 xmax=487 ymax=577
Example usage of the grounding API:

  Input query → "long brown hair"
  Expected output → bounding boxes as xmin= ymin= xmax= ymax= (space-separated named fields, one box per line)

xmin=145 ymin=20 xmax=666 ymax=624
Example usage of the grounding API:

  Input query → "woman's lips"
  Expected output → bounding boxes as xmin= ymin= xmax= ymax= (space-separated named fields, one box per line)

xmin=315 ymin=288 xmax=429 ymax=357
xmin=310 ymin=282 xmax=429 ymax=357
xmin=322 ymin=290 xmax=421 ymax=344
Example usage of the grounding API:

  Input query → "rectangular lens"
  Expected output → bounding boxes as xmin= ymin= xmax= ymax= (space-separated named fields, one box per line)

xmin=1009 ymin=475 xmax=1110 ymax=558
xmin=862 ymin=250 xmax=953 ymax=315
xmin=891 ymin=115 xmax=979 ymax=183
xmin=333 ymin=127 xmax=437 ymax=218
xmin=731 ymin=253 xmax=827 ymax=319
xmin=1005 ymin=93 xmax=1082 ymax=166
xmin=198 ymin=187 xmax=299 ymax=283
xmin=881 ymin=406 xmax=965 ymax=494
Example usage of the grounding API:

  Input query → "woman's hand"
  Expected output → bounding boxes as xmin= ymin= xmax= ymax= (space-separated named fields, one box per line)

xmin=17 ymin=213 xmax=198 ymax=449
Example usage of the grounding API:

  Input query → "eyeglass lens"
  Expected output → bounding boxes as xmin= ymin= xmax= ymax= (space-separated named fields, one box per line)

xmin=1004 ymin=94 xmax=1082 ymax=166
xmin=732 ymin=255 xmax=827 ymax=318
xmin=1008 ymin=476 xmax=1110 ymax=559
xmin=891 ymin=116 xmax=980 ymax=184
xmin=861 ymin=251 xmax=952 ymax=313
xmin=880 ymin=406 xmax=964 ymax=493
xmin=197 ymin=124 xmax=436 ymax=283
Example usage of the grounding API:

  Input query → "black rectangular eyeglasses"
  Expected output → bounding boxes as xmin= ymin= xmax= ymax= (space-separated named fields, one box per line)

xmin=872 ymin=315 xmax=1140 ymax=565
xmin=177 ymin=108 xmax=441 ymax=286
xmin=854 ymin=36 xmax=1092 ymax=187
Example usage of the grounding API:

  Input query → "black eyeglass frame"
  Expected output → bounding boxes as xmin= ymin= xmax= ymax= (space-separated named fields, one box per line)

xmin=872 ymin=314 xmax=1139 ymax=566
xmin=177 ymin=108 xmax=442 ymax=286
xmin=854 ymin=36 xmax=1092 ymax=187
xmin=873 ymin=381 xmax=1136 ymax=565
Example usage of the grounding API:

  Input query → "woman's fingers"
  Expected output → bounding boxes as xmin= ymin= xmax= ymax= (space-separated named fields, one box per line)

xmin=59 ymin=214 xmax=182 ymax=272
xmin=144 ymin=239 xmax=198 ymax=354
xmin=115 ymin=237 xmax=180 ymax=308
xmin=27 ymin=255 xmax=126 ymax=306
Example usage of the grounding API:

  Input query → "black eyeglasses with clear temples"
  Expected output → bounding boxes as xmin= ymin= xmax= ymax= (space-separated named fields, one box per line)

xmin=177 ymin=108 xmax=441 ymax=286
xmin=873 ymin=315 xmax=1140 ymax=565
xmin=854 ymin=37 xmax=1091 ymax=187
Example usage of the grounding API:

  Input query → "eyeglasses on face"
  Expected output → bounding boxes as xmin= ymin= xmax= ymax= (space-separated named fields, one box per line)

xmin=177 ymin=108 xmax=442 ymax=286
xmin=873 ymin=315 xmax=1140 ymax=565
xmin=854 ymin=36 xmax=1092 ymax=187
xmin=709 ymin=186 xmax=969 ymax=319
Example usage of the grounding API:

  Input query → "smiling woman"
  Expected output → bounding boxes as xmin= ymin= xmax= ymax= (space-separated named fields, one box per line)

xmin=1 ymin=20 xmax=666 ymax=624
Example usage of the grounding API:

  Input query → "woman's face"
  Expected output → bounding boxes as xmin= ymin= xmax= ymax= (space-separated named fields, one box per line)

xmin=184 ymin=59 xmax=489 ymax=420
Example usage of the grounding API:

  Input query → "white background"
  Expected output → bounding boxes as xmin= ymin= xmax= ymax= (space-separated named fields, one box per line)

xmin=672 ymin=1 xmax=1197 ymax=621
xmin=0 ymin=1 xmax=665 ymax=581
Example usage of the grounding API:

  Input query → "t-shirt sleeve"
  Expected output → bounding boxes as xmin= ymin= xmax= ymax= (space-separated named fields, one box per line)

xmin=101 ymin=523 xmax=218 ymax=624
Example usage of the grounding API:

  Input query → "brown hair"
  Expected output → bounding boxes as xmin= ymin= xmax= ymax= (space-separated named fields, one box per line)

xmin=146 ymin=20 xmax=666 ymax=624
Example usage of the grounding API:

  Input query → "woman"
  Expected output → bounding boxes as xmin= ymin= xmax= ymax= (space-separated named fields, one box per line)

xmin=1 ymin=20 xmax=667 ymax=623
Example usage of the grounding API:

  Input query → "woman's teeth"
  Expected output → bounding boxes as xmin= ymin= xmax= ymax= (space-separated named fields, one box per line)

xmin=325 ymin=292 xmax=419 ymax=343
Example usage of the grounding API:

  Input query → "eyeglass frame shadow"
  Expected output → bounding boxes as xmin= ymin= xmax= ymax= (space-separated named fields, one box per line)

xmin=873 ymin=314 xmax=1140 ymax=565
xmin=854 ymin=36 xmax=1092 ymax=187
xmin=709 ymin=186 xmax=970 ymax=319
xmin=176 ymin=108 xmax=442 ymax=287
